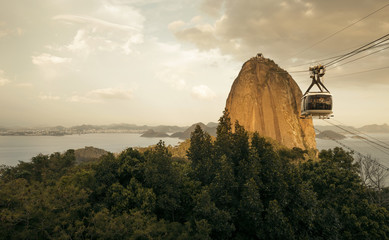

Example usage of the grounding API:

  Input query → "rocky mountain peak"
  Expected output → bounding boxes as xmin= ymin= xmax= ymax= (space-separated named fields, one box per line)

xmin=225 ymin=55 xmax=316 ymax=149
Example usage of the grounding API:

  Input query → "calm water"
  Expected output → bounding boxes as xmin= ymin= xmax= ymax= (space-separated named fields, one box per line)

xmin=0 ymin=134 xmax=182 ymax=166
xmin=1 ymin=133 xmax=389 ymax=169
xmin=316 ymin=133 xmax=389 ymax=169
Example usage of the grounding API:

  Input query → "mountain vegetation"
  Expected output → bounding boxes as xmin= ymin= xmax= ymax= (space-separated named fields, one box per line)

xmin=1 ymin=111 xmax=388 ymax=239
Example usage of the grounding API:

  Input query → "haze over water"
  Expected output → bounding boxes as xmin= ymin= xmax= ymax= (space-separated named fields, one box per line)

xmin=0 ymin=133 xmax=182 ymax=166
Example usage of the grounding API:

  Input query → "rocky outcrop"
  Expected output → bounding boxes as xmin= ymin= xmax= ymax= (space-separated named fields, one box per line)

xmin=225 ymin=55 xmax=316 ymax=149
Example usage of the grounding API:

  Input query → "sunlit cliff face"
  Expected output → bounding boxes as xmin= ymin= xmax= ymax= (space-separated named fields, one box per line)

xmin=226 ymin=56 xmax=316 ymax=149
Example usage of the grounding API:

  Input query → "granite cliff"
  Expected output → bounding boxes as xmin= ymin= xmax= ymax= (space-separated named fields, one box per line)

xmin=226 ymin=55 xmax=316 ymax=149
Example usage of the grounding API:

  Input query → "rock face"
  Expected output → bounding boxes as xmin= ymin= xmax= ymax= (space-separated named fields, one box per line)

xmin=225 ymin=55 xmax=316 ymax=149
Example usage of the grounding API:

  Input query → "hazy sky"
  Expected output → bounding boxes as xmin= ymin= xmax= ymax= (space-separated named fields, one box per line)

xmin=0 ymin=0 xmax=388 ymax=127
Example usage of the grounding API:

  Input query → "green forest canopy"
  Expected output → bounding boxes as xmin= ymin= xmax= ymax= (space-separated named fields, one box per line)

xmin=1 ymin=110 xmax=388 ymax=239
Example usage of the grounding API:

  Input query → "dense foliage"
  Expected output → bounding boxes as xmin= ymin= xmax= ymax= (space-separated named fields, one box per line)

xmin=1 ymin=111 xmax=388 ymax=239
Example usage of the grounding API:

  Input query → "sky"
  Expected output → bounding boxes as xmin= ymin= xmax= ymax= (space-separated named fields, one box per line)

xmin=0 ymin=0 xmax=388 ymax=128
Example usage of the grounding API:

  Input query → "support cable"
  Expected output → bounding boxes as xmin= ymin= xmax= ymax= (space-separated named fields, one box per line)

xmin=331 ymin=119 xmax=389 ymax=149
xmin=327 ymin=44 xmax=389 ymax=69
xmin=327 ymin=65 xmax=389 ymax=79
xmin=323 ymin=119 xmax=389 ymax=156
xmin=285 ymin=2 xmax=389 ymax=60
xmin=315 ymin=127 xmax=389 ymax=171
xmin=324 ymin=34 xmax=389 ymax=67
xmin=286 ymin=42 xmax=389 ymax=69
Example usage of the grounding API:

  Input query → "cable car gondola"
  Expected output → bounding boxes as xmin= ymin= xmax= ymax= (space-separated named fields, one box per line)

xmin=301 ymin=65 xmax=333 ymax=119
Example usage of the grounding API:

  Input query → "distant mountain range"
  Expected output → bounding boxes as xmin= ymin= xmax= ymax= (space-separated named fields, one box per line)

xmin=67 ymin=123 xmax=188 ymax=133
xmin=358 ymin=124 xmax=389 ymax=133
xmin=315 ymin=123 xmax=389 ymax=134
xmin=0 ymin=122 xmax=218 ymax=137
xmin=1 ymin=122 xmax=388 ymax=137
xmin=141 ymin=123 xmax=389 ymax=140
xmin=141 ymin=122 xmax=217 ymax=140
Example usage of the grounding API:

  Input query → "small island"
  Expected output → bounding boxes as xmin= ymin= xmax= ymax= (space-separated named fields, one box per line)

xmin=140 ymin=129 xmax=170 ymax=138
xmin=316 ymin=130 xmax=346 ymax=140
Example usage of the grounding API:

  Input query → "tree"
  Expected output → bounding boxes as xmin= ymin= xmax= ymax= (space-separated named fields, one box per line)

xmin=231 ymin=121 xmax=250 ymax=166
xmin=192 ymin=188 xmax=234 ymax=239
xmin=187 ymin=125 xmax=215 ymax=186
xmin=357 ymin=155 xmax=389 ymax=207
xmin=2 ymin=115 xmax=389 ymax=239
xmin=264 ymin=200 xmax=294 ymax=239
xmin=301 ymin=148 xmax=389 ymax=239
xmin=144 ymin=141 xmax=184 ymax=222
xmin=214 ymin=109 xmax=233 ymax=159
xmin=237 ymin=178 xmax=264 ymax=238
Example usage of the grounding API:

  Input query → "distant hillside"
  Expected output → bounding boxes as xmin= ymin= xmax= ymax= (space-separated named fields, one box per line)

xmin=358 ymin=124 xmax=389 ymax=133
xmin=71 ymin=124 xmax=104 ymax=131
xmin=316 ymin=130 xmax=346 ymax=140
xmin=70 ymin=124 xmax=187 ymax=133
xmin=141 ymin=129 xmax=170 ymax=138
xmin=0 ymin=123 xmax=192 ymax=136
xmin=315 ymin=124 xmax=389 ymax=134
xmin=315 ymin=125 xmax=356 ymax=134
xmin=206 ymin=122 xmax=218 ymax=128
xmin=170 ymin=122 xmax=217 ymax=140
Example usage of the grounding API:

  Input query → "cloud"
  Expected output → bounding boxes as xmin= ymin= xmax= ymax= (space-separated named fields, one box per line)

xmin=0 ymin=22 xmax=23 ymax=38
xmin=38 ymin=93 xmax=61 ymax=101
xmin=156 ymin=67 xmax=187 ymax=90
xmin=168 ymin=20 xmax=186 ymax=31
xmin=54 ymin=14 xmax=144 ymax=55
xmin=31 ymin=54 xmax=71 ymax=79
xmin=200 ymin=0 xmax=224 ymax=17
xmin=67 ymin=95 xmax=99 ymax=103
xmin=154 ymin=42 xmax=233 ymax=94
xmin=68 ymin=87 xmax=133 ymax=103
xmin=170 ymin=0 xmax=388 ymax=64
xmin=89 ymin=88 xmax=133 ymax=100
xmin=66 ymin=29 xmax=88 ymax=52
xmin=32 ymin=53 xmax=71 ymax=65
xmin=53 ymin=14 xmax=142 ymax=32
xmin=191 ymin=85 xmax=216 ymax=100
xmin=0 ymin=30 xmax=7 ymax=38
xmin=53 ymin=2 xmax=144 ymax=56
xmin=156 ymin=41 xmax=232 ymax=67
xmin=15 ymin=82 xmax=33 ymax=88
xmin=0 ymin=70 xmax=11 ymax=86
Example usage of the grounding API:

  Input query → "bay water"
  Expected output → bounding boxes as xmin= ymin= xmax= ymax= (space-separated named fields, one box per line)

xmin=0 ymin=133 xmax=182 ymax=166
